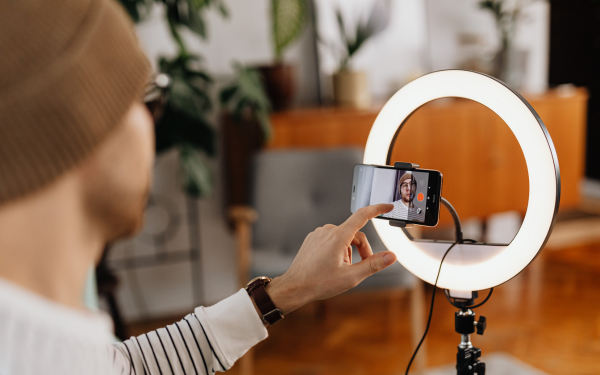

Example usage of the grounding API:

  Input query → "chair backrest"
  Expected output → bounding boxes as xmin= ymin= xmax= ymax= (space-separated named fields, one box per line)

xmin=251 ymin=148 xmax=386 ymax=255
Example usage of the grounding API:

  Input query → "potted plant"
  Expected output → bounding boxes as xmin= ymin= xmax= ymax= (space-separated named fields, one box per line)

xmin=257 ymin=0 xmax=307 ymax=111
xmin=119 ymin=0 xmax=229 ymax=197
xmin=478 ymin=0 xmax=542 ymax=90
xmin=327 ymin=0 xmax=390 ymax=109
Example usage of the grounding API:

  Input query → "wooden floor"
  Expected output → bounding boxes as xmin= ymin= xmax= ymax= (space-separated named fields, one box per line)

xmin=129 ymin=243 xmax=600 ymax=375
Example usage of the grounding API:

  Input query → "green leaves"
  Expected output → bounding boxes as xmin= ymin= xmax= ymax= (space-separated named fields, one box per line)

xmin=477 ymin=0 xmax=541 ymax=47
xmin=220 ymin=63 xmax=273 ymax=141
xmin=159 ymin=55 xmax=212 ymax=120
xmin=115 ymin=0 xmax=228 ymax=198
xmin=165 ymin=0 xmax=205 ymax=39
xmin=155 ymin=54 xmax=216 ymax=197
xmin=479 ymin=0 xmax=506 ymax=28
xmin=155 ymin=105 xmax=215 ymax=156
xmin=163 ymin=0 xmax=229 ymax=39
xmin=479 ymin=0 xmax=502 ymax=15
xmin=179 ymin=144 xmax=213 ymax=197
xmin=334 ymin=0 xmax=391 ymax=71
xmin=118 ymin=0 xmax=230 ymax=57
xmin=272 ymin=0 xmax=307 ymax=60
xmin=117 ymin=0 xmax=153 ymax=22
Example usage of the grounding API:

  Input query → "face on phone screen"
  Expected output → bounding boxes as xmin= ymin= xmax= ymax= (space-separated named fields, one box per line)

xmin=352 ymin=165 xmax=441 ymax=225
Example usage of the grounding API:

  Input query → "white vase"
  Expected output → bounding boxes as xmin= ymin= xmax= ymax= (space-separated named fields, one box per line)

xmin=493 ymin=43 xmax=528 ymax=91
xmin=332 ymin=70 xmax=371 ymax=109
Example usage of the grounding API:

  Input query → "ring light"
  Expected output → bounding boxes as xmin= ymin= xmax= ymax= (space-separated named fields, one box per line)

xmin=364 ymin=70 xmax=560 ymax=291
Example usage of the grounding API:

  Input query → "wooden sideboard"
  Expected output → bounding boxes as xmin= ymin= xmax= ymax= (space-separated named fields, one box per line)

xmin=267 ymin=89 xmax=588 ymax=225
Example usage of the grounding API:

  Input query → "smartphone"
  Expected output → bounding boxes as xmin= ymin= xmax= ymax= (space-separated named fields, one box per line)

xmin=351 ymin=164 xmax=443 ymax=227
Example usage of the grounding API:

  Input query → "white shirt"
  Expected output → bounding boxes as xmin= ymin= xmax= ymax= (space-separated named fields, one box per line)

xmin=0 ymin=278 xmax=268 ymax=375
xmin=383 ymin=200 xmax=409 ymax=220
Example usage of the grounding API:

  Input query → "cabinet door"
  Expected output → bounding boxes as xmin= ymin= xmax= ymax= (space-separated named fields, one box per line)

xmin=390 ymin=98 xmax=528 ymax=224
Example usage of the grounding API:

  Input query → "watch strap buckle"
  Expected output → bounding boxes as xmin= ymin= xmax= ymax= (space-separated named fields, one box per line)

xmin=262 ymin=308 xmax=284 ymax=325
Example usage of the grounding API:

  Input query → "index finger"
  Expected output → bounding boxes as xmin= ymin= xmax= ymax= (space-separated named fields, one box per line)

xmin=339 ymin=204 xmax=394 ymax=238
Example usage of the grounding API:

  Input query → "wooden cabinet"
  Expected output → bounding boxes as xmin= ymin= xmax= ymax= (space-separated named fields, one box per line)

xmin=267 ymin=89 xmax=588 ymax=225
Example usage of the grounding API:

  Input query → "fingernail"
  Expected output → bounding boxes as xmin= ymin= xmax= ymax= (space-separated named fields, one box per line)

xmin=383 ymin=252 xmax=396 ymax=266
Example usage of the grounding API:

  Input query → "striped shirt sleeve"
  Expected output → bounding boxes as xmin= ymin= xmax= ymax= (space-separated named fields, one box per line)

xmin=112 ymin=289 xmax=268 ymax=374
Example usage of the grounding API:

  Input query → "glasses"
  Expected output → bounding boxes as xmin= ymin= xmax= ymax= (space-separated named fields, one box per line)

xmin=400 ymin=182 xmax=413 ymax=190
xmin=143 ymin=73 xmax=171 ymax=124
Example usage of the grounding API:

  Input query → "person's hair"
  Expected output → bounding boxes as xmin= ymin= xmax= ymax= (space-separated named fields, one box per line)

xmin=398 ymin=172 xmax=417 ymax=209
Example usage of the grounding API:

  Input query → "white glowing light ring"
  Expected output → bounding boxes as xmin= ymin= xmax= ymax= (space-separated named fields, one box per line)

xmin=364 ymin=70 xmax=560 ymax=291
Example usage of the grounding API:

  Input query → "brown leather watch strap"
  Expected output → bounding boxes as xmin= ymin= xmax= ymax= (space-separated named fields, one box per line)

xmin=246 ymin=277 xmax=283 ymax=325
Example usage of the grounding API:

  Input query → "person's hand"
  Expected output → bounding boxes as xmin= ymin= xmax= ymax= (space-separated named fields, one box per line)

xmin=265 ymin=204 xmax=397 ymax=315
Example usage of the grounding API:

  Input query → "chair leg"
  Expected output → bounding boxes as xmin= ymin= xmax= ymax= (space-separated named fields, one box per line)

xmin=409 ymin=280 xmax=427 ymax=370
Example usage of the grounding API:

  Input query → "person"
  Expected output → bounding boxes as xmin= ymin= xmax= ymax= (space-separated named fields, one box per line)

xmin=0 ymin=0 xmax=398 ymax=373
xmin=385 ymin=172 xmax=416 ymax=220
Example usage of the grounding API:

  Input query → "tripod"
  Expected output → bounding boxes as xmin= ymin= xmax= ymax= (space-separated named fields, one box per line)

xmin=450 ymin=292 xmax=487 ymax=375
xmin=441 ymin=197 xmax=489 ymax=375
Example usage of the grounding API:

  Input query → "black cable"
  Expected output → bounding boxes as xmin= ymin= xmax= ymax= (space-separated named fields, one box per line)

xmin=404 ymin=238 xmax=464 ymax=375
xmin=441 ymin=197 xmax=463 ymax=242
xmin=404 ymin=197 xmax=494 ymax=374
xmin=465 ymin=288 xmax=494 ymax=310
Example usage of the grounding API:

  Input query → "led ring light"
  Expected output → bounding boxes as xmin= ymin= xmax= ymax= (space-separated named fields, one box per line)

xmin=364 ymin=70 xmax=560 ymax=292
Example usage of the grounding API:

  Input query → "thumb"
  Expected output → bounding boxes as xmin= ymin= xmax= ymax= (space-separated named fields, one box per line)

xmin=350 ymin=251 xmax=397 ymax=282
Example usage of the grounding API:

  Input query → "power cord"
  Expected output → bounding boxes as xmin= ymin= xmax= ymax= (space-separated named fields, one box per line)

xmin=405 ymin=197 xmax=495 ymax=374
xmin=405 ymin=198 xmax=494 ymax=375
xmin=404 ymin=238 xmax=470 ymax=375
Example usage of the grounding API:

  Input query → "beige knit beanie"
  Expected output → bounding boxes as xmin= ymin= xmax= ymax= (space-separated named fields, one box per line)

xmin=0 ymin=0 xmax=151 ymax=204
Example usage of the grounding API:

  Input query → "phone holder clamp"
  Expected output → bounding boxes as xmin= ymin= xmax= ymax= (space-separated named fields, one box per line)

xmin=388 ymin=220 xmax=413 ymax=229
xmin=393 ymin=162 xmax=419 ymax=170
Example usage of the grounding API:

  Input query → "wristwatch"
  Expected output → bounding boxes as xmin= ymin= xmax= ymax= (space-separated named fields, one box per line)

xmin=245 ymin=276 xmax=284 ymax=326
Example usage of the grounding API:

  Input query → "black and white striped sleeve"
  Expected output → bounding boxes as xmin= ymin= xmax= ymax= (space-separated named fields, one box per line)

xmin=112 ymin=289 xmax=268 ymax=374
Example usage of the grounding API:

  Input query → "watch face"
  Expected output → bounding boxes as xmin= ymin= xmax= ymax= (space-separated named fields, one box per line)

xmin=246 ymin=276 xmax=272 ymax=290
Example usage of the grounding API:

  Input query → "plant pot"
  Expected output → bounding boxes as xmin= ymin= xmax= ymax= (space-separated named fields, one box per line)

xmin=332 ymin=70 xmax=371 ymax=109
xmin=221 ymin=112 xmax=265 ymax=211
xmin=256 ymin=63 xmax=296 ymax=111
xmin=493 ymin=44 xmax=528 ymax=90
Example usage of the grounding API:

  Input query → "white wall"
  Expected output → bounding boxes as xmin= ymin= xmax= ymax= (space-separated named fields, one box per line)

xmin=426 ymin=0 xmax=549 ymax=94
xmin=135 ymin=1 xmax=320 ymax=105
xmin=316 ymin=0 xmax=429 ymax=101
xmin=315 ymin=0 xmax=549 ymax=99
xmin=137 ymin=0 xmax=550 ymax=104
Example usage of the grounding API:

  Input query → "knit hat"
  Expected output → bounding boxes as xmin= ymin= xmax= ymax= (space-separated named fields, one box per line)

xmin=0 ymin=0 xmax=150 ymax=204
xmin=398 ymin=172 xmax=413 ymax=188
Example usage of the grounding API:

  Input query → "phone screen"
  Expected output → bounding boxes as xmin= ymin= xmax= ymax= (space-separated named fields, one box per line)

xmin=352 ymin=165 xmax=439 ymax=224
